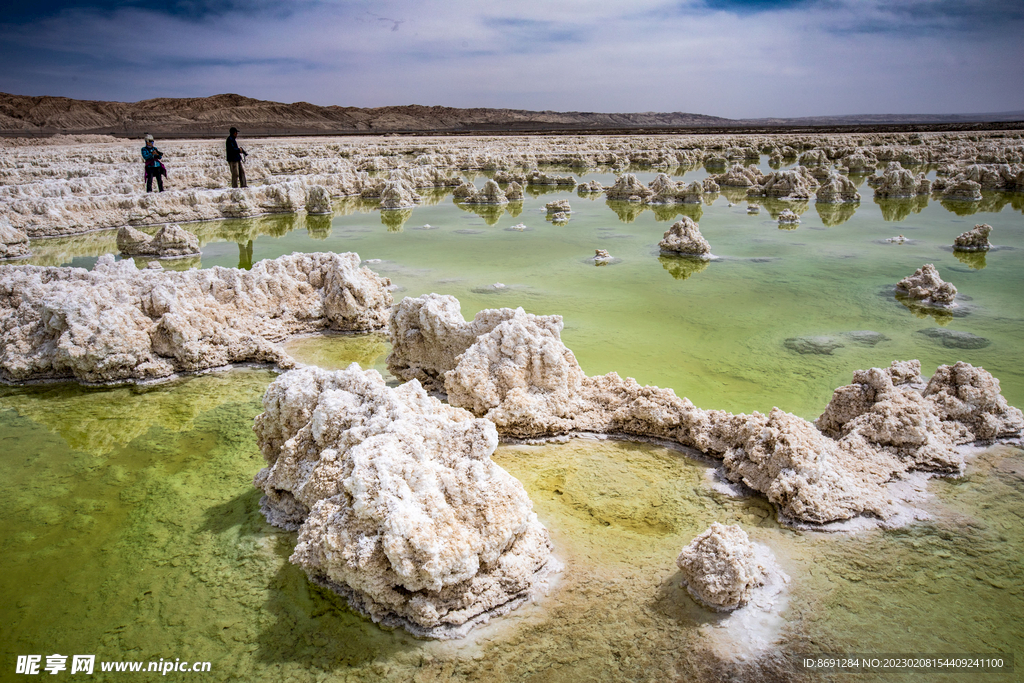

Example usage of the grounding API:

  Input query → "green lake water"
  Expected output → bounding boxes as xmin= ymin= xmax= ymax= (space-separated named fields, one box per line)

xmin=3 ymin=164 xmax=1023 ymax=681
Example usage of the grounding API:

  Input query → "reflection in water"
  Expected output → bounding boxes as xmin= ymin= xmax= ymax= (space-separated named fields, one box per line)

xmin=0 ymin=369 xmax=273 ymax=458
xmin=940 ymin=198 xmax=982 ymax=216
xmin=305 ymin=214 xmax=333 ymax=240
xmin=456 ymin=201 xmax=506 ymax=226
xmin=650 ymin=202 xmax=703 ymax=223
xmin=525 ymin=184 xmax=572 ymax=198
xmin=659 ymin=254 xmax=710 ymax=280
xmin=26 ymin=230 xmax=120 ymax=267
xmin=953 ymin=249 xmax=987 ymax=269
xmin=875 ymin=195 xmax=929 ymax=222
xmin=815 ymin=201 xmax=858 ymax=227
xmin=238 ymin=240 xmax=254 ymax=269
xmin=606 ymin=199 xmax=647 ymax=224
xmin=761 ymin=198 xmax=810 ymax=219
xmin=132 ymin=254 xmax=201 ymax=271
xmin=894 ymin=293 xmax=955 ymax=324
xmin=417 ymin=188 xmax=456 ymax=206
xmin=3 ymin=162 xmax=1024 ymax=682
xmin=380 ymin=208 xmax=413 ymax=232
xmin=719 ymin=186 xmax=751 ymax=205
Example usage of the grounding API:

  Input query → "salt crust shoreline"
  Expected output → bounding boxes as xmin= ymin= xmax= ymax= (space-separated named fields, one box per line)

xmin=0 ymin=251 xmax=392 ymax=384
xmin=385 ymin=294 xmax=1024 ymax=527
xmin=2 ymin=132 xmax=1022 ymax=239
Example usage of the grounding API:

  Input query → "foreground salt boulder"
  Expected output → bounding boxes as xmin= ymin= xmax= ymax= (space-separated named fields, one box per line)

xmin=0 ymin=252 xmax=391 ymax=383
xmin=676 ymin=524 xmax=767 ymax=611
xmin=658 ymin=217 xmax=712 ymax=257
xmin=953 ymin=223 xmax=992 ymax=252
xmin=253 ymin=365 xmax=557 ymax=639
xmin=895 ymin=263 xmax=957 ymax=307
xmin=0 ymin=218 xmax=31 ymax=260
xmin=116 ymin=224 xmax=201 ymax=258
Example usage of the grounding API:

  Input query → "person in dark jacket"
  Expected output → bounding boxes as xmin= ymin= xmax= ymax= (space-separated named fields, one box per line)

xmin=141 ymin=134 xmax=166 ymax=192
xmin=226 ymin=127 xmax=248 ymax=188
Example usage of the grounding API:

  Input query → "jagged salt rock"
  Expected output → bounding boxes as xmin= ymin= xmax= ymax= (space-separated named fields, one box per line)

xmin=545 ymin=199 xmax=572 ymax=214
xmin=0 ymin=217 xmax=31 ymax=260
xmin=676 ymin=524 xmax=766 ymax=611
xmin=305 ymin=185 xmax=333 ymax=215
xmin=895 ymin=263 xmax=957 ymax=306
xmin=953 ymin=223 xmax=992 ymax=252
xmin=658 ymin=217 xmax=711 ymax=257
xmin=815 ymin=174 xmax=861 ymax=203
xmin=0 ymin=252 xmax=391 ymax=383
xmin=254 ymin=365 xmax=558 ymax=639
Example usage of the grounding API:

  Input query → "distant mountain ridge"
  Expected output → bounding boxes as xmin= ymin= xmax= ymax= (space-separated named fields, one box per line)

xmin=0 ymin=92 xmax=1021 ymax=137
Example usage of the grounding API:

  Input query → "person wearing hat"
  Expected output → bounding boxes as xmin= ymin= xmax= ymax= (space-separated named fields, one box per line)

xmin=141 ymin=133 xmax=166 ymax=192
xmin=226 ymin=127 xmax=248 ymax=188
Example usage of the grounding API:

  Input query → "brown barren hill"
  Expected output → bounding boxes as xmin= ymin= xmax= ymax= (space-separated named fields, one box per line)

xmin=1 ymin=92 xmax=1021 ymax=137
xmin=0 ymin=92 xmax=733 ymax=137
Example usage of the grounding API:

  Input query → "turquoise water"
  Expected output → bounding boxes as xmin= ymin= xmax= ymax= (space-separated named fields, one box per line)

xmin=3 ymin=162 xmax=1023 ymax=681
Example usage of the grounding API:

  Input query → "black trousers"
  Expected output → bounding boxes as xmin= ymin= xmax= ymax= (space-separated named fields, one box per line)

xmin=146 ymin=166 xmax=165 ymax=192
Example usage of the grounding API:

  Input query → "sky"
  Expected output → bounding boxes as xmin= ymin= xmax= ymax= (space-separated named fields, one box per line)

xmin=1 ymin=0 xmax=1023 ymax=119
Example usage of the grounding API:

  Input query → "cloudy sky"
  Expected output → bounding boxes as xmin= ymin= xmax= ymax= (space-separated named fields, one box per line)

xmin=2 ymin=0 xmax=1022 ymax=119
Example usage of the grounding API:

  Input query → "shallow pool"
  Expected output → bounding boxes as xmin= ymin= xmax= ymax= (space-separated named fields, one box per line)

xmin=3 ymin=164 xmax=1022 ymax=681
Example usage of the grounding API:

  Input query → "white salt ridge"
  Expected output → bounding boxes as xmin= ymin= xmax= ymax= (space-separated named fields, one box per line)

xmin=386 ymin=295 xmax=1024 ymax=526
xmin=0 ymin=251 xmax=392 ymax=383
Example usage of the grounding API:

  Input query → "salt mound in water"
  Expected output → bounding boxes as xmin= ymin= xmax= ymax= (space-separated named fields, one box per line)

xmin=252 ymin=365 xmax=558 ymax=639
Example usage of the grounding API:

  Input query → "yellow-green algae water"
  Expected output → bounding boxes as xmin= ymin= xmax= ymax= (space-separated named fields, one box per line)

xmin=3 ymin=162 xmax=1024 ymax=681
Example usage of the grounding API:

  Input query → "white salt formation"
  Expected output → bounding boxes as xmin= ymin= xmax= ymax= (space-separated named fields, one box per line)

xmin=2 ymin=131 xmax=1023 ymax=238
xmin=658 ymin=217 xmax=712 ymax=257
xmin=545 ymin=199 xmax=572 ymax=214
xmin=253 ymin=365 xmax=557 ymax=639
xmin=676 ymin=524 xmax=767 ymax=611
xmin=716 ymin=165 xmax=765 ymax=188
xmin=385 ymin=295 xmax=1024 ymax=526
xmin=458 ymin=179 xmax=509 ymax=205
xmin=378 ymin=179 xmax=420 ymax=210
xmin=605 ymin=174 xmax=651 ymax=202
xmin=304 ymin=185 xmax=333 ymax=215
xmin=747 ymin=168 xmax=818 ymax=200
xmin=116 ymin=224 xmax=201 ymax=258
xmin=0 ymin=251 xmax=392 ymax=383
xmin=386 ymin=293 xmax=561 ymax=393
xmin=871 ymin=162 xmax=931 ymax=198
xmin=895 ymin=264 xmax=957 ymax=307
xmin=504 ymin=181 xmax=525 ymax=201
xmin=815 ymin=174 xmax=861 ymax=203
xmin=940 ymin=178 xmax=984 ymax=201
xmin=953 ymin=223 xmax=992 ymax=251
xmin=593 ymin=249 xmax=613 ymax=264
xmin=0 ymin=218 xmax=31 ymax=260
